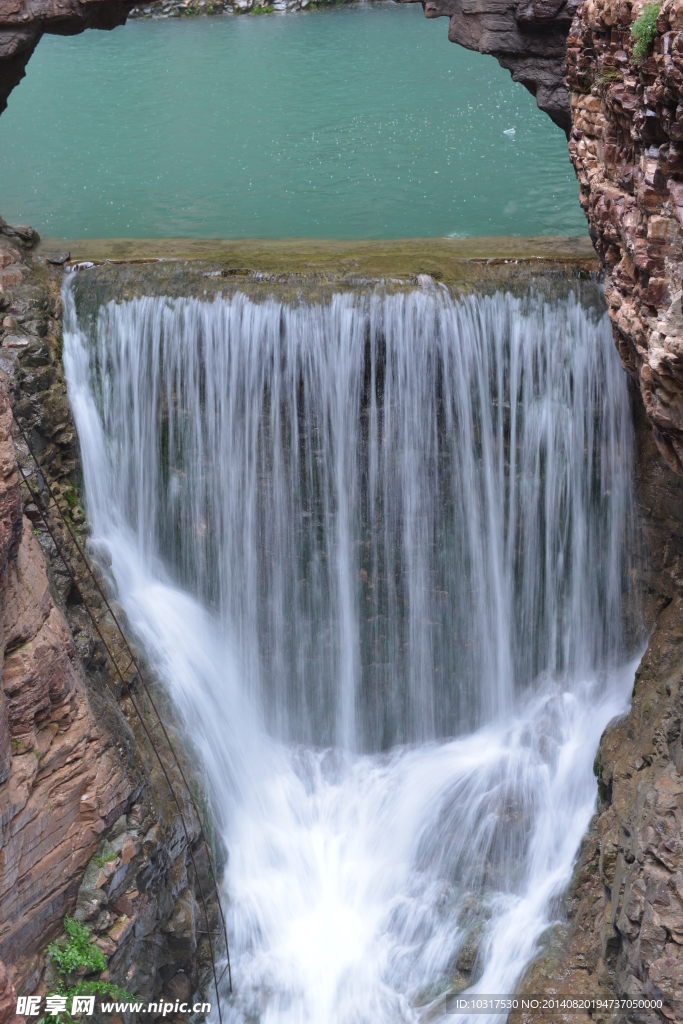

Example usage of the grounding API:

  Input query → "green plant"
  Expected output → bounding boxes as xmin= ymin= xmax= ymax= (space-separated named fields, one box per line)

xmin=63 ymin=488 xmax=77 ymax=509
xmin=593 ymin=749 xmax=609 ymax=803
xmin=38 ymin=979 xmax=134 ymax=1024
xmin=47 ymin=918 xmax=107 ymax=977
xmin=93 ymin=851 xmax=117 ymax=868
xmin=632 ymin=2 xmax=660 ymax=64
xmin=41 ymin=918 xmax=133 ymax=1024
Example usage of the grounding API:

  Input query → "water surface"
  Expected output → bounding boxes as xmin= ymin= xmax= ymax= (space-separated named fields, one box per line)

xmin=0 ymin=4 xmax=586 ymax=238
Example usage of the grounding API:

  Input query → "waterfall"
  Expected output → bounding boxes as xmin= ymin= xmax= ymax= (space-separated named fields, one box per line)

xmin=63 ymin=279 xmax=640 ymax=1023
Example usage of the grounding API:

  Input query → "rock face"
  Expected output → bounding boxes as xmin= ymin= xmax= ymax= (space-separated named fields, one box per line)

xmin=401 ymin=0 xmax=579 ymax=134
xmin=128 ymin=0 xmax=320 ymax=18
xmin=566 ymin=0 xmax=683 ymax=476
xmin=0 ymin=365 xmax=133 ymax=972
xmin=0 ymin=228 xmax=223 ymax=1015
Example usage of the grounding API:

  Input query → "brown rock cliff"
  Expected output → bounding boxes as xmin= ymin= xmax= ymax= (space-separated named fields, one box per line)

xmin=0 ymin=229 xmax=224 ymax=1013
xmin=0 ymin=381 xmax=133 ymax=967
xmin=566 ymin=0 xmax=683 ymax=476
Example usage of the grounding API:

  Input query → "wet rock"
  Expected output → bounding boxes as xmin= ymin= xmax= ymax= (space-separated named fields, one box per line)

xmin=162 ymin=889 xmax=198 ymax=958
xmin=0 ymin=221 xmax=38 ymax=249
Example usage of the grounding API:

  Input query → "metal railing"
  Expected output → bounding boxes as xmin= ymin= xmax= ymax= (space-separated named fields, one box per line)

xmin=10 ymin=409 xmax=232 ymax=1023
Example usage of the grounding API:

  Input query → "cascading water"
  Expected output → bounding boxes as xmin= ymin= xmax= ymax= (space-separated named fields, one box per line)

xmin=62 ymin=278 xmax=640 ymax=1024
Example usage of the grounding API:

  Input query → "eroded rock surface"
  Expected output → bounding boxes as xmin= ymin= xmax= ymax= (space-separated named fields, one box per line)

xmin=566 ymin=0 xmax=683 ymax=475
xmin=0 ymin=387 xmax=133 ymax=966
xmin=0 ymin=227 xmax=223 ymax=1014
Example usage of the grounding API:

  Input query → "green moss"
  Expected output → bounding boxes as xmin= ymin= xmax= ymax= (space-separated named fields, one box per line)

xmin=63 ymin=488 xmax=77 ymax=509
xmin=93 ymin=851 xmax=117 ymax=868
xmin=593 ymin=749 xmax=608 ymax=802
xmin=632 ymin=669 xmax=641 ymax=698
xmin=632 ymin=2 xmax=660 ymax=64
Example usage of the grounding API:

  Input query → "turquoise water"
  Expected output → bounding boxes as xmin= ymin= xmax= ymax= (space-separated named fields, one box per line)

xmin=0 ymin=3 xmax=586 ymax=239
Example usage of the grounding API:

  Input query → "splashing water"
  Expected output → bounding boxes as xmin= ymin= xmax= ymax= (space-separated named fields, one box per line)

xmin=63 ymin=281 xmax=639 ymax=1023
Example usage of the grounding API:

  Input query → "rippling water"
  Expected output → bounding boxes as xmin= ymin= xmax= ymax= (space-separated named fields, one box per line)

xmin=0 ymin=3 xmax=586 ymax=239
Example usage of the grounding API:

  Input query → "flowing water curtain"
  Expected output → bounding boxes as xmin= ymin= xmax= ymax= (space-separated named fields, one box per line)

xmin=63 ymin=279 xmax=641 ymax=1020
xmin=88 ymin=285 xmax=635 ymax=753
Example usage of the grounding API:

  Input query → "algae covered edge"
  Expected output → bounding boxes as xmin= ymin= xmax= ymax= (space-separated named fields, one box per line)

xmin=38 ymin=235 xmax=599 ymax=288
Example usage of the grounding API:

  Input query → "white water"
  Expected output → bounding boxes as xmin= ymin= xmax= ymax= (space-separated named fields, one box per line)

xmin=63 ymin=281 xmax=639 ymax=1023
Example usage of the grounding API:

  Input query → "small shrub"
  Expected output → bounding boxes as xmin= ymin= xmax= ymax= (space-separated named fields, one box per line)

xmin=47 ymin=918 xmax=106 ymax=977
xmin=632 ymin=2 xmax=660 ymax=64
xmin=41 ymin=918 xmax=133 ymax=1024
xmin=38 ymin=979 xmax=134 ymax=1024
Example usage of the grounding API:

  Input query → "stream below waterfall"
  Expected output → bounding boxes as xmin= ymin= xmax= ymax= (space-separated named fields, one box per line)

xmin=62 ymin=274 xmax=641 ymax=1024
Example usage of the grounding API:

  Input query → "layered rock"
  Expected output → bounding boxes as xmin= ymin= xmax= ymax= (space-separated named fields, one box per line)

xmin=566 ymin=0 xmax=683 ymax=475
xmin=0 ymin=961 xmax=21 ymax=1024
xmin=3 ymin=248 xmax=134 ymax=959
xmin=0 ymin=378 xmax=133 ymax=969
xmin=0 ymin=227 xmax=223 ymax=1013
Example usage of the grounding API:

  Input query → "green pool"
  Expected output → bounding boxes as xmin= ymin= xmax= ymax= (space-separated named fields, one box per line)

xmin=0 ymin=2 xmax=587 ymax=239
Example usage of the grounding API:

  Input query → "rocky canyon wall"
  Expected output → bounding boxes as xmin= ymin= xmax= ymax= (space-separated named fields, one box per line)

xmin=0 ymin=227 xmax=223 ymax=1022
xmin=566 ymin=0 xmax=683 ymax=475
